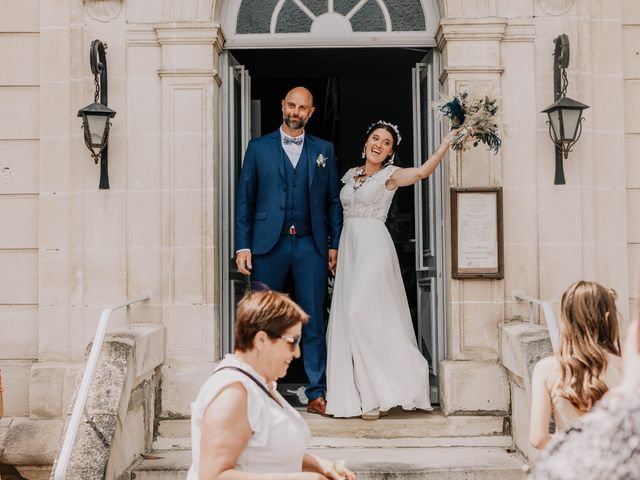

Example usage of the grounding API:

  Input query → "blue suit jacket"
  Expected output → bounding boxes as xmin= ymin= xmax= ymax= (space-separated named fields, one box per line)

xmin=235 ymin=130 xmax=343 ymax=258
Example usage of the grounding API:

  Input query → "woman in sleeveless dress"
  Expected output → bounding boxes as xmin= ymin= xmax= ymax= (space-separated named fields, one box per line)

xmin=325 ymin=121 xmax=461 ymax=419
xmin=188 ymin=290 xmax=355 ymax=480
xmin=529 ymin=280 xmax=623 ymax=450
xmin=528 ymin=320 xmax=640 ymax=480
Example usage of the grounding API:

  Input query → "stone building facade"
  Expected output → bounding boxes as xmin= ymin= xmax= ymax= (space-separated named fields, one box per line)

xmin=0 ymin=0 xmax=638 ymax=433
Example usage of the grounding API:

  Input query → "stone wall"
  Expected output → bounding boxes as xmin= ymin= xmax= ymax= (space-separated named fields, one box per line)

xmin=0 ymin=0 xmax=41 ymax=418
xmin=434 ymin=0 xmax=632 ymax=414
xmin=55 ymin=324 xmax=164 ymax=479
xmin=623 ymin=0 xmax=640 ymax=315
xmin=531 ymin=0 xmax=628 ymax=316
xmin=0 ymin=324 xmax=163 ymax=479
xmin=0 ymin=0 xmax=221 ymax=420
xmin=499 ymin=321 xmax=553 ymax=460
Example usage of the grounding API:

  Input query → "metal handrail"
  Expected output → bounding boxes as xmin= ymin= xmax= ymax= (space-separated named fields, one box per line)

xmin=512 ymin=289 xmax=560 ymax=350
xmin=53 ymin=293 xmax=151 ymax=480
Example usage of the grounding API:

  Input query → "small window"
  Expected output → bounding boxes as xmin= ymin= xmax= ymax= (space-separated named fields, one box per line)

xmin=236 ymin=0 xmax=427 ymax=35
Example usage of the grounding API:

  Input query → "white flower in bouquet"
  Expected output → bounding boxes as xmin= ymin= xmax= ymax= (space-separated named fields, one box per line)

xmin=436 ymin=87 xmax=502 ymax=154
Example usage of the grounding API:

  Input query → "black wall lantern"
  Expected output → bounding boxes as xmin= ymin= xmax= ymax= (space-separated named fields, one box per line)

xmin=77 ymin=40 xmax=116 ymax=189
xmin=541 ymin=34 xmax=589 ymax=185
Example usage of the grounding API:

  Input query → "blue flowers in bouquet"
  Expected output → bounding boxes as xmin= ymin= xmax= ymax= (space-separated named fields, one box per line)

xmin=437 ymin=90 xmax=502 ymax=154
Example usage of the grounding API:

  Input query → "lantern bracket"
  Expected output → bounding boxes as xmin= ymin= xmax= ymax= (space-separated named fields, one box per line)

xmin=552 ymin=34 xmax=571 ymax=184
xmin=76 ymin=40 xmax=113 ymax=189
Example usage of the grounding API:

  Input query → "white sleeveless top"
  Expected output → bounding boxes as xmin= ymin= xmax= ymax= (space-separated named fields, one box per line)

xmin=187 ymin=355 xmax=310 ymax=478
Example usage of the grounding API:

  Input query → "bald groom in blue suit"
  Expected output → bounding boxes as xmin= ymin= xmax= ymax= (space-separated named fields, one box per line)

xmin=235 ymin=87 xmax=343 ymax=415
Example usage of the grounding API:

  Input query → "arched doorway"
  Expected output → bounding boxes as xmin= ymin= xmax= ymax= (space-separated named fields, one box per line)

xmin=217 ymin=0 xmax=446 ymax=404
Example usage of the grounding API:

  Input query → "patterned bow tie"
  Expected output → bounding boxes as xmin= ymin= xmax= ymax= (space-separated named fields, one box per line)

xmin=283 ymin=136 xmax=303 ymax=146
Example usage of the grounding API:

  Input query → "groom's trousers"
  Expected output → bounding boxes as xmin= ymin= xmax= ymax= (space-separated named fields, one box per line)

xmin=250 ymin=234 xmax=328 ymax=402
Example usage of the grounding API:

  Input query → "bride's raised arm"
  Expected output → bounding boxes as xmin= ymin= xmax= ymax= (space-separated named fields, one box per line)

xmin=386 ymin=128 xmax=463 ymax=190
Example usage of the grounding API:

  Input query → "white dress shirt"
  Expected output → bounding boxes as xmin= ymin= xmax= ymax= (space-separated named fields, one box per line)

xmin=281 ymin=127 xmax=305 ymax=168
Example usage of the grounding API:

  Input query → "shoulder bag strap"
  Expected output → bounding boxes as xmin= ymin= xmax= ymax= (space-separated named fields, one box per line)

xmin=215 ymin=366 xmax=283 ymax=408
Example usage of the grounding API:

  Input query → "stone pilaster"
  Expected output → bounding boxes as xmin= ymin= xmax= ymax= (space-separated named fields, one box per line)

xmin=154 ymin=22 xmax=223 ymax=415
xmin=436 ymin=17 xmax=509 ymax=413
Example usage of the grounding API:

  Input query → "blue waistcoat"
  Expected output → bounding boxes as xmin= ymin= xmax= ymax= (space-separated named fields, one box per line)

xmin=281 ymin=147 xmax=312 ymax=237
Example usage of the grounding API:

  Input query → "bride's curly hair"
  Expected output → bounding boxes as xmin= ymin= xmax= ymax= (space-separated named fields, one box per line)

xmin=557 ymin=280 xmax=621 ymax=413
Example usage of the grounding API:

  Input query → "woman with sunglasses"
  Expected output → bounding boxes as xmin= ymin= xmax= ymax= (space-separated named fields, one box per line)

xmin=188 ymin=290 xmax=356 ymax=480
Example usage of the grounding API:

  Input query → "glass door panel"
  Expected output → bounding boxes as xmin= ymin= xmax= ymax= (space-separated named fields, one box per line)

xmin=412 ymin=50 xmax=445 ymax=403
xmin=220 ymin=52 xmax=252 ymax=355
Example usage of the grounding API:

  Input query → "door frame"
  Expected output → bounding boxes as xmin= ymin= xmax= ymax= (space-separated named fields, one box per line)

xmin=413 ymin=51 xmax=447 ymax=401
xmin=217 ymin=47 xmax=448 ymax=398
xmin=219 ymin=52 xmax=252 ymax=355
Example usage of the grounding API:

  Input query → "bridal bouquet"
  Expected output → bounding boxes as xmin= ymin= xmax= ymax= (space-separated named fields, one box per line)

xmin=437 ymin=90 xmax=502 ymax=154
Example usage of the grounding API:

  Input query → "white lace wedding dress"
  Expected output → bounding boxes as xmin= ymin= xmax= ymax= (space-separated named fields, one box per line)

xmin=325 ymin=165 xmax=432 ymax=418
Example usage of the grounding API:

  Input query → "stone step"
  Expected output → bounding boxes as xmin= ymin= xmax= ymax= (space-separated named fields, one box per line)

xmin=132 ymin=447 xmax=527 ymax=480
xmin=153 ymin=434 xmax=513 ymax=451
xmin=301 ymin=410 xmax=506 ymax=439
xmin=155 ymin=409 xmax=506 ymax=443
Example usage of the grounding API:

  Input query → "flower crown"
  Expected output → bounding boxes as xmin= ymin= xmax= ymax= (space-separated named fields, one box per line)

xmin=366 ymin=120 xmax=402 ymax=145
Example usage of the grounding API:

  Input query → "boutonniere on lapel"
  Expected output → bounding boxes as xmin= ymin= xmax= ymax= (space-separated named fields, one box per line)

xmin=316 ymin=153 xmax=327 ymax=168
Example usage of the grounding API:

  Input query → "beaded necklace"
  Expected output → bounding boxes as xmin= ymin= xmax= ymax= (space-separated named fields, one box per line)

xmin=352 ymin=166 xmax=382 ymax=191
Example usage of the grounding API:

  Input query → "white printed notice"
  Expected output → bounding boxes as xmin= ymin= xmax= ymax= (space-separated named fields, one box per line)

xmin=457 ymin=192 xmax=498 ymax=271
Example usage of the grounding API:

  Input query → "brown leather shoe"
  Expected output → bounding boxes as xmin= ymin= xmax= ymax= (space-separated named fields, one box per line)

xmin=306 ymin=396 xmax=330 ymax=416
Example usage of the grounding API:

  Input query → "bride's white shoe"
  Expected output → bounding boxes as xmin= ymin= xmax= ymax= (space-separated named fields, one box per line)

xmin=362 ymin=408 xmax=389 ymax=420
xmin=362 ymin=408 xmax=380 ymax=420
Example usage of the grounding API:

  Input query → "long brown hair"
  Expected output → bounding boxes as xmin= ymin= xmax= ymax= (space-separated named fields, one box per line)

xmin=557 ymin=280 xmax=621 ymax=413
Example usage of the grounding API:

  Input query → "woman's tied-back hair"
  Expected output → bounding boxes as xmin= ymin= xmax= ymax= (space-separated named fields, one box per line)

xmin=558 ymin=280 xmax=621 ymax=413
xmin=234 ymin=290 xmax=309 ymax=352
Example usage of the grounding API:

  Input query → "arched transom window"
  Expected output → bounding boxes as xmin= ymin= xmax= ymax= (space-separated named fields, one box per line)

xmin=220 ymin=0 xmax=440 ymax=48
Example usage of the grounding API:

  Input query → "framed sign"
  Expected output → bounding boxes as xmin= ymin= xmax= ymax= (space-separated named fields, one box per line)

xmin=451 ymin=187 xmax=504 ymax=279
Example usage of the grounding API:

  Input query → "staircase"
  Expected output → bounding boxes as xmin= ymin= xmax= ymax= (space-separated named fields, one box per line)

xmin=130 ymin=409 xmax=528 ymax=479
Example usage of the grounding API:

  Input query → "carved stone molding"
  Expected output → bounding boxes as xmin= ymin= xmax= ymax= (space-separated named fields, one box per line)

xmin=155 ymin=22 xmax=225 ymax=52
xmin=158 ymin=69 xmax=222 ymax=85
xmin=436 ymin=17 xmax=508 ymax=50
xmin=536 ymin=0 xmax=575 ymax=16
xmin=127 ymin=27 xmax=161 ymax=47
xmin=503 ymin=19 xmax=536 ymax=43
xmin=439 ymin=66 xmax=504 ymax=83
xmin=84 ymin=0 xmax=123 ymax=23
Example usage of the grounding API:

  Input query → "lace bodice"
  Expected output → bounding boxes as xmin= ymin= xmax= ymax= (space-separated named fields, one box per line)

xmin=340 ymin=166 xmax=400 ymax=222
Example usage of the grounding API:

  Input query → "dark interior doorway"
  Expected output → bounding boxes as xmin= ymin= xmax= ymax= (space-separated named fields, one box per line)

xmin=232 ymin=48 xmax=428 ymax=395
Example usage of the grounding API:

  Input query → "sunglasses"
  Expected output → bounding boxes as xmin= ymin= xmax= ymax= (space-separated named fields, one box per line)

xmin=278 ymin=334 xmax=302 ymax=351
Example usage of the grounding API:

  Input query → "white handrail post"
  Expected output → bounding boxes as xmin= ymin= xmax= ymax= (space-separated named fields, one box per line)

xmin=511 ymin=289 xmax=559 ymax=350
xmin=53 ymin=294 xmax=150 ymax=480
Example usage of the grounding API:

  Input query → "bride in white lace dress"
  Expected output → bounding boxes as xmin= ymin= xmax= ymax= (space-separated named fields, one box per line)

xmin=325 ymin=121 xmax=460 ymax=419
